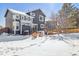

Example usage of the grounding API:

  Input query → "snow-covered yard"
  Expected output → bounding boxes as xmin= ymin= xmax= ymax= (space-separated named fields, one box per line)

xmin=0 ymin=33 xmax=79 ymax=56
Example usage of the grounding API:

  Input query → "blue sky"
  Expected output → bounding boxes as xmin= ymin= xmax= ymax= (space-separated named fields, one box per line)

xmin=0 ymin=3 xmax=63 ymax=27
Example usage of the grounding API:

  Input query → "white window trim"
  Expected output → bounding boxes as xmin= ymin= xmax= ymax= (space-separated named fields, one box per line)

xmin=16 ymin=25 xmax=19 ymax=31
xmin=40 ymin=24 xmax=45 ymax=28
xmin=21 ymin=15 xmax=24 ymax=20
xmin=13 ymin=14 xmax=20 ymax=20
xmin=30 ymin=12 xmax=35 ymax=16
xmin=39 ymin=15 xmax=44 ymax=22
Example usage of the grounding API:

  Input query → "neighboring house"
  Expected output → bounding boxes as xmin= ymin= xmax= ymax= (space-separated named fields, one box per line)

xmin=46 ymin=20 xmax=57 ymax=30
xmin=5 ymin=9 xmax=46 ymax=35
xmin=45 ymin=20 xmax=57 ymax=35
xmin=0 ymin=26 xmax=2 ymax=34
xmin=0 ymin=26 xmax=2 ymax=29
xmin=26 ymin=9 xmax=46 ymax=32
xmin=5 ymin=9 xmax=33 ymax=35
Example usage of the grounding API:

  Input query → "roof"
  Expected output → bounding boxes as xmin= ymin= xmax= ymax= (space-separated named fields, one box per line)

xmin=26 ymin=9 xmax=46 ymax=17
xmin=5 ymin=8 xmax=32 ymax=17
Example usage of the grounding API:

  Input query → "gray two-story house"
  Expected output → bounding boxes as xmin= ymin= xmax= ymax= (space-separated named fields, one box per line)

xmin=5 ymin=9 xmax=46 ymax=35
xmin=27 ymin=9 xmax=46 ymax=32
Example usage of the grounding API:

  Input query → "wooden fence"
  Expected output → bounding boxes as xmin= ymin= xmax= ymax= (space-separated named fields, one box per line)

xmin=0 ymin=27 xmax=10 ymax=34
xmin=47 ymin=28 xmax=79 ymax=35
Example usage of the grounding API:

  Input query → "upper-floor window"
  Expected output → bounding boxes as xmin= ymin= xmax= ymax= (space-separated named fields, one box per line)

xmin=40 ymin=24 xmax=44 ymax=28
xmin=16 ymin=15 xmax=19 ymax=18
xmin=27 ymin=17 xmax=31 ymax=21
xmin=21 ymin=16 xmax=30 ymax=21
xmin=13 ymin=14 xmax=32 ymax=22
xmin=30 ymin=12 xmax=35 ymax=17
xmin=39 ymin=15 xmax=44 ymax=22
xmin=21 ymin=16 xmax=24 ymax=20
xmin=30 ymin=18 xmax=33 ymax=22
xmin=24 ymin=16 xmax=29 ymax=21
xmin=16 ymin=26 xmax=19 ymax=30
xmin=24 ymin=16 xmax=26 ymax=20
xmin=13 ymin=14 xmax=20 ymax=20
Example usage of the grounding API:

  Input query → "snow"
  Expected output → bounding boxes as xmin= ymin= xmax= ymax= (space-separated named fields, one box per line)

xmin=8 ymin=8 xmax=32 ymax=17
xmin=9 ymin=8 xmax=26 ymax=15
xmin=0 ymin=33 xmax=79 ymax=56
xmin=1 ymin=33 xmax=9 ymax=36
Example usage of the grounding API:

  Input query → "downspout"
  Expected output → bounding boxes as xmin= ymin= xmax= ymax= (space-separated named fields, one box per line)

xmin=20 ymin=20 xmax=22 ymax=35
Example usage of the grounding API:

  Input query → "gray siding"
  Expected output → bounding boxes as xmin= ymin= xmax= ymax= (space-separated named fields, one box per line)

xmin=27 ymin=9 xmax=46 ymax=31
xmin=33 ymin=10 xmax=45 ymax=31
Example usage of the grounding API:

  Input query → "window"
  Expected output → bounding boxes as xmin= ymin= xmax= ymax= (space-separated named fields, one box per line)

xmin=24 ymin=16 xmax=26 ymax=20
xmin=21 ymin=16 xmax=24 ymax=20
xmin=16 ymin=19 xmax=19 ymax=21
xmin=15 ymin=15 xmax=20 ymax=19
xmin=26 ymin=17 xmax=30 ymax=21
xmin=16 ymin=26 xmax=19 ymax=29
xmin=39 ymin=15 xmax=44 ymax=22
xmin=13 ymin=14 xmax=20 ymax=20
xmin=28 ymin=17 xmax=31 ymax=21
xmin=16 ymin=15 xmax=18 ymax=18
xmin=16 ymin=22 xmax=19 ymax=30
xmin=30 ymin=12 xmax=35 ymax=16
xmin=32 ymin=24 xmax=38 ymax=32
xmin=40 ymin=24 xmax=44 ymax=28
xmin=19 ymin=15 xmax=21 ymax=19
